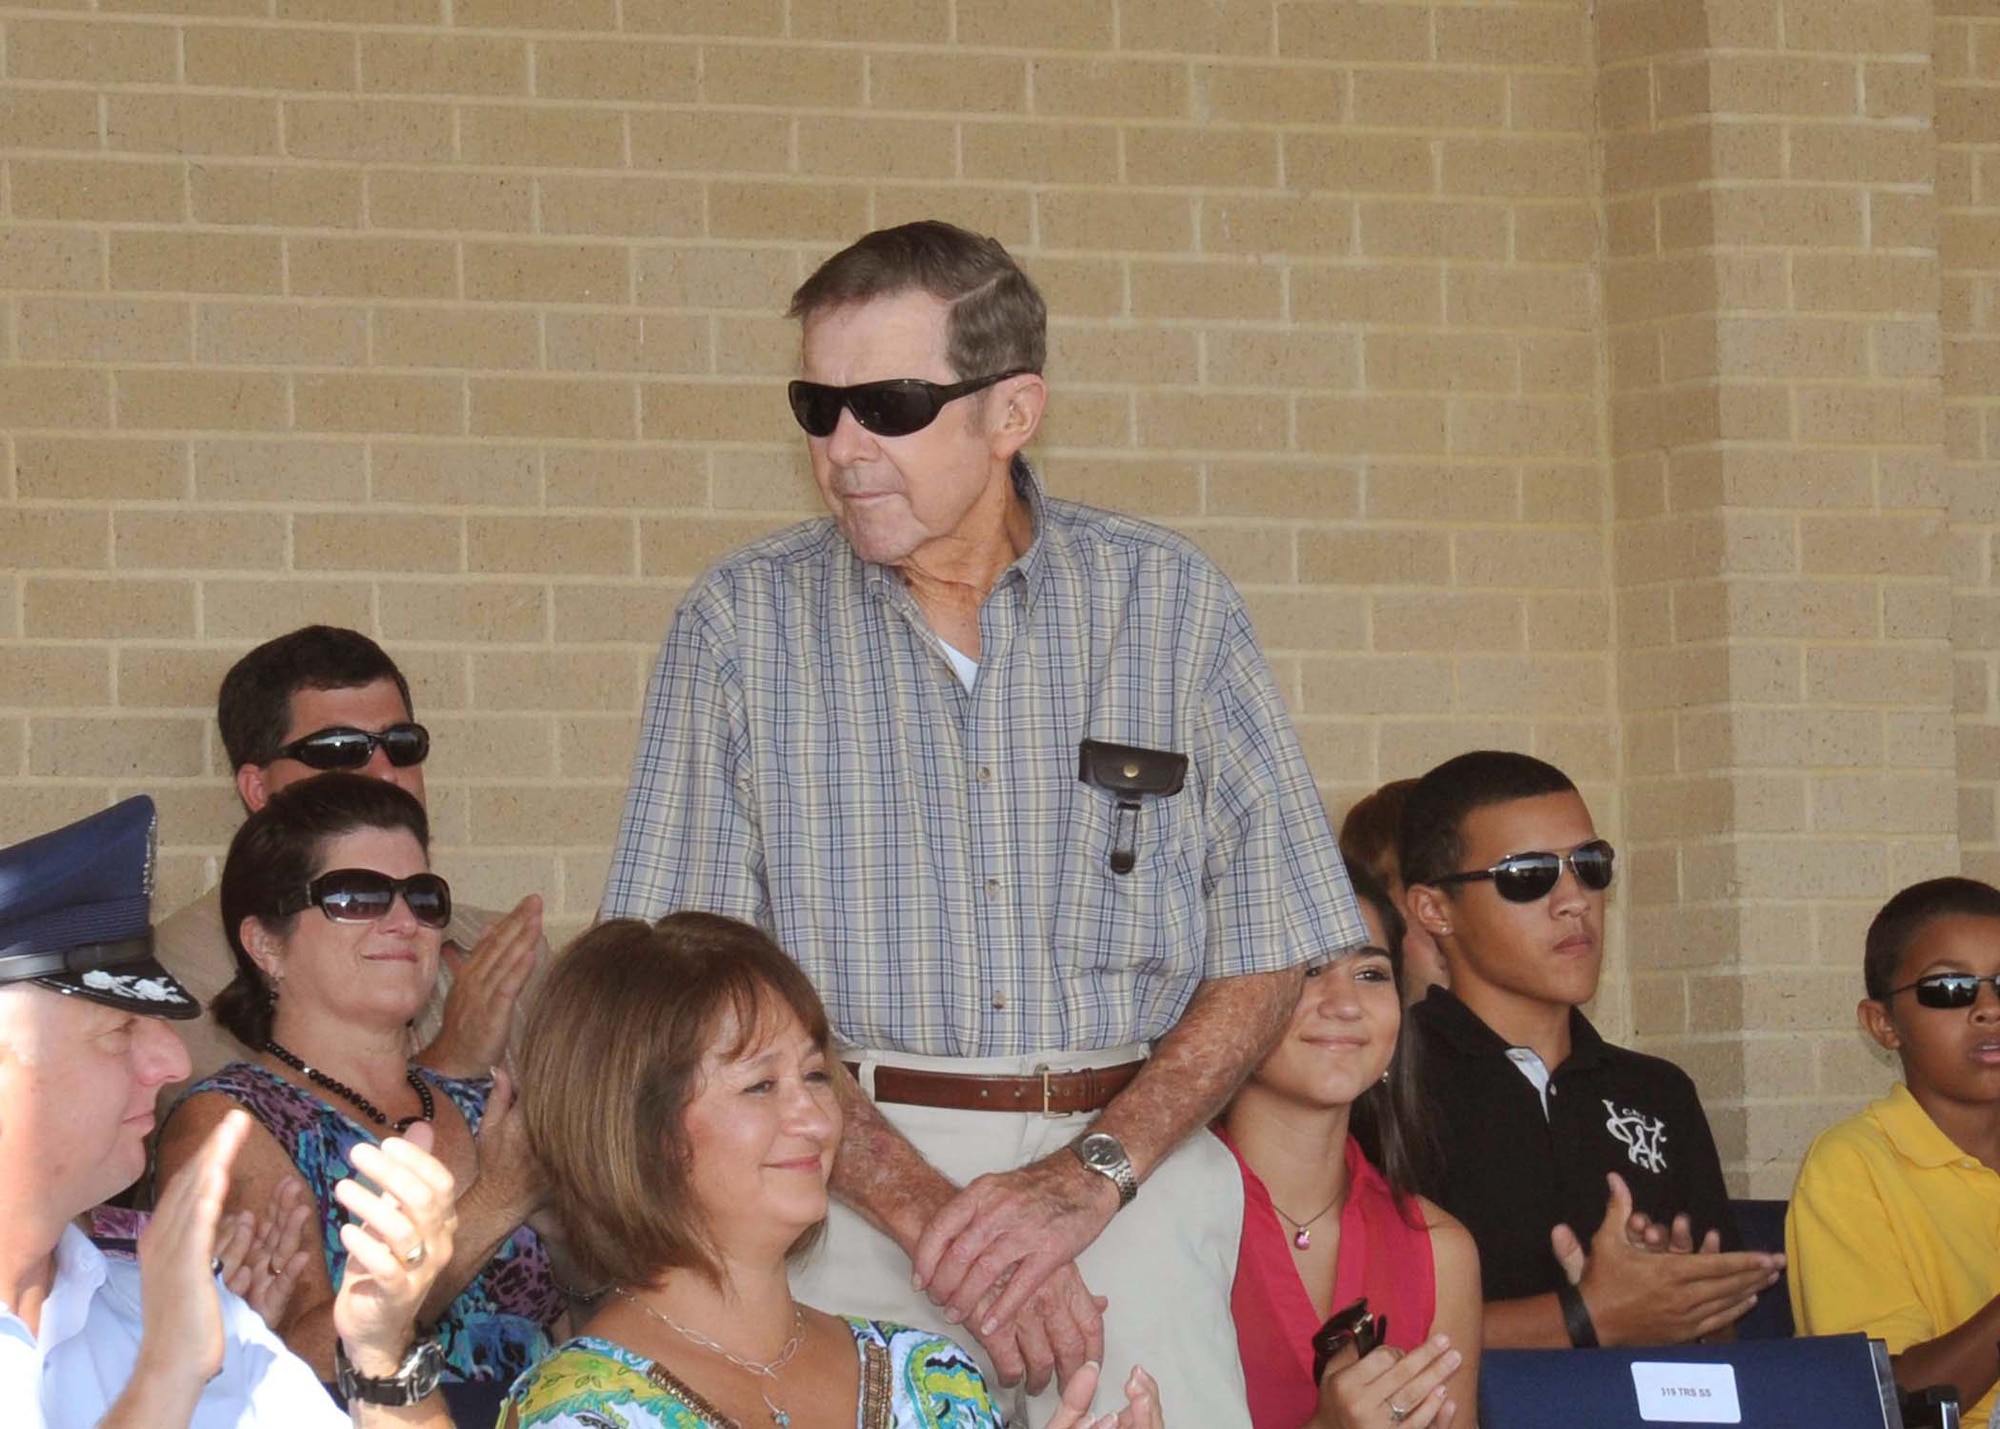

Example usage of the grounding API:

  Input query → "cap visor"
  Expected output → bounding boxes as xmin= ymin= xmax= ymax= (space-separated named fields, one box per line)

xmin=35 ymin=955 xmax=201 ymax=1020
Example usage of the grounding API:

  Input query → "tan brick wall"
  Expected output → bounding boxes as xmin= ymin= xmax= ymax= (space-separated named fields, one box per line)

xmin=0 ymin=0 xmax=1615 ymax=936
xmin=0 ymin=0 xmax=1988 ymax=1189
xmin=1942 ymin=6 xmax=2000 ymax=895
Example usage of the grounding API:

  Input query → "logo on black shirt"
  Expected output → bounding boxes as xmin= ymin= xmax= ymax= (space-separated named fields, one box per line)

xmin=1603 ymin=1099 xmax=1668 ymax=1173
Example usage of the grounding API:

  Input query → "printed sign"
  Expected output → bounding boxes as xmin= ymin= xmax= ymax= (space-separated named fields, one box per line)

xmin=1630 ymin=1362 xmax=1743 ymax=1424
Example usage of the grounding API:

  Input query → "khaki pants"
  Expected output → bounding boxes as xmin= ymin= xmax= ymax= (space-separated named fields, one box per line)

xmin=792 ymin=1045 xmax=1251 ymax=1429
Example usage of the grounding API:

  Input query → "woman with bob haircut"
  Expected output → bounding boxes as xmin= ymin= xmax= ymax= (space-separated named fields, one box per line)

xmin=1220 ymin=868 xmax=1481 ymax=1429
xmin=157 ymin=772 xmax=562 ymax=1385
xmin=504 ymin=911 xmax=1164 ymax=1429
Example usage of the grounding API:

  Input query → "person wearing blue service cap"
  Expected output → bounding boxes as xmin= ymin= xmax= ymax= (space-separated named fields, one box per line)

xmin=0 ymin=795 xmax=463 ymax=1429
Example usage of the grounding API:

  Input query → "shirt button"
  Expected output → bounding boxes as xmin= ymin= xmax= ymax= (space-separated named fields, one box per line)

xmin=991 ymin=992 xmax=1007 ymax=1010
xmin=977 ymin=766 xmax=993 ymax=784
xmin=984 ymin=878 xmax=1000 ymax=898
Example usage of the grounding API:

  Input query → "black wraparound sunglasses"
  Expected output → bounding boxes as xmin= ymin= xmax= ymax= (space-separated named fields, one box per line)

xmin=1431 ymin=839 xmax=1616 ymax=904
xmin=787 ymin=368 xmax=1033 ymax=438
xmin=1888 ymin=972 xmax=2000 ymax=1010
xmin=275 ymin=869 xmax=452 ymax=929
xmin=273 ymin=723 xmax=430 ymax=771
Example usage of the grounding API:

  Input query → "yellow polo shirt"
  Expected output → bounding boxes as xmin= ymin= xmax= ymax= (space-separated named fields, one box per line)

xmin=1788 ymin=1082 xmax=2000 ymax=1425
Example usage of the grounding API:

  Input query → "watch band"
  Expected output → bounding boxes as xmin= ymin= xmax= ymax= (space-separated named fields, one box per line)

xmin=1556 ymin=1279 xmax=1599 ymax=1349
xmin=334 ymin=1338 xmax=444 ymax=1407
xmin=1071 ymin=1132 xmax=1139 ymax=1208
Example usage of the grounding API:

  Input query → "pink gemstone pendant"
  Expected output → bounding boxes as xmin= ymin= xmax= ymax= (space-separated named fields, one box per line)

xmin=1293 ymin=1229 xmax=1312 ymax=1250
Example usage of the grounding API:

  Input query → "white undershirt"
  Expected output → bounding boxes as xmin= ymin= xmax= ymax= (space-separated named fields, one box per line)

xmin=1508 ymin=1046 xmax=1556 ymax=1120
xmin=939 ymin=638 xmax=980 ymax=691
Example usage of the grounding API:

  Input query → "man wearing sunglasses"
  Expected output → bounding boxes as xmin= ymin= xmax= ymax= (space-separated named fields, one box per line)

xmin=153 ymin=626 xmax=548 ymax=1099
xmin=1788 ymin=877 xmax=2000 ymax=1423
xmin=1399 ymin=750 xmax=1783 ymax=1350
xmin=604 ymin=221 xmax=1360 ymax=1427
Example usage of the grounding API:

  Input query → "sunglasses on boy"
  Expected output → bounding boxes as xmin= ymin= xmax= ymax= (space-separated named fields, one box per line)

xmin=1886 ymin=972 xmax=2000 ymax=1010
xmin=275 ymin=869 xmax=453 ymax=929
xmin=1431 ymin=839 xmax=1616 ymax=904
xmin=272 ymin=723 xmax=430 ymax=772
xmin=787 ymin=368 xmax=1034 ymax=439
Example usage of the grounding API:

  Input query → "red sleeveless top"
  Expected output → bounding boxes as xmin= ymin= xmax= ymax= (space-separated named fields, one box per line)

xmin=1224 ymin=1130 xmax=1436 ymax=1429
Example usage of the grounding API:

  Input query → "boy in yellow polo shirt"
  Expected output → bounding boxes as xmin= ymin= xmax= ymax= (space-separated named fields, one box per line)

xmin=1788 ymin=876 xmax=2000 ymax=1423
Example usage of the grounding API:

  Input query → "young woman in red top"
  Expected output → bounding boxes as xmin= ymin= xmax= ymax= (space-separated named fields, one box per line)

xmin=1221 ymin=867 xmax=1483 ymax=1429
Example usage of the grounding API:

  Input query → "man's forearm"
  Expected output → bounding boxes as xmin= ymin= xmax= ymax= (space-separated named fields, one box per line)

xmin=98 ymin=1361 xmax=203 ymax=1429
xmin=827 ymin=1065 xmax=957 ymax=1253
xmin=1892 ymin=1294 xmax=2000 ymax=1413
xmin=1092 ymin=966 xmax=1303 ymax=1181
xmin=1482 ymin=1292 xmax=1572 ymax=1348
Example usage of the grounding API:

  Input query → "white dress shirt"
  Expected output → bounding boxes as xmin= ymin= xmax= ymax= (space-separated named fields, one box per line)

xmin=0 ymin=1224 xmax=345 ymax=1429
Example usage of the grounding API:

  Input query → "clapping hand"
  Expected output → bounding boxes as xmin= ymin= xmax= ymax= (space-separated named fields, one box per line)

xmin=1313 ymin=1336 xmax=1462 ymax=1429
xmin=1548 ymin=1173 xmax=1782 ymax=1345
xmin=1044 ymin=1360 xmax=1164 ymax=1429
xmin=212 ymin=1172 xmax=312 ymax=1329
xmin=424 ymin=894 xmax=541 ymax=1078
xmin=135 ymin=1109 xmax=256 ymax=1391
xmin=468 ymin=1065 xmax=547 ymax=1225
xmin=330 ymin=1122 xmax=459 ymax=1377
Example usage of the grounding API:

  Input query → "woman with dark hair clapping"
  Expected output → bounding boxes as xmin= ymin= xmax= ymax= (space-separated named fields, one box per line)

xmin=1220 ymin=868 xmax=1482 ymax=1429
xmin=157 ymin=772 xmax=563 ymax=1386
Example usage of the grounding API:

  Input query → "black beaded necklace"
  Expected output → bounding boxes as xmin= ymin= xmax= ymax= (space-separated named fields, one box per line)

xmin=263 ymin=1038 xmax=434 ymax=1132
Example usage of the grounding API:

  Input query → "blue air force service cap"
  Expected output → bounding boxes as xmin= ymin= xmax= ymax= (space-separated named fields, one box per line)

xmin=0 ymin=796 xmax=199 ymax=1019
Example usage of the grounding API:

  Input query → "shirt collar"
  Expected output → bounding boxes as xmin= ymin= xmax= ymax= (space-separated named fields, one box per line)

xmin=0 ymin=1223 xmax=107 ymax=1353
xmin=1416 ymin=985 xmax=1609 ymax=1074
xmin=856 ymin=456 xmax=1052 ymax=612
xmin=1874 ymin=1081 xmax=1990 ymax=1171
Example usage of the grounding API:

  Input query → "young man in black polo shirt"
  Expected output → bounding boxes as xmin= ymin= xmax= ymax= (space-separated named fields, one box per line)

xmin=1400 ymin=750 xmax=1785 ymax=1349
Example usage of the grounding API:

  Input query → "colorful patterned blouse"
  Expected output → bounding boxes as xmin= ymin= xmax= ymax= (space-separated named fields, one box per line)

xmin=505 ymin=1321 xmax=999 ymax=1429
xmin=178 ymin=1061 xmax=561 ymax=1384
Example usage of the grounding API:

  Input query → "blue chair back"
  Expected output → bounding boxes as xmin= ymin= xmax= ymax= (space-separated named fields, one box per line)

xmin=1730 ymin=1196 xmax=1795 ymax=1339
xmin=1480 ymin=1333 xmax=1894 ymax=1429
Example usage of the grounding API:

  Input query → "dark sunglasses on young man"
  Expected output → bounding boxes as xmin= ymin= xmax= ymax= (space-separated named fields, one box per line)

xmin=273 ymin=723 xmax=430 ymax=772
xmin=786 ymin=368 xmax=1033 ymax=439
xmin=1431 ymin=839 xmax=1617 ymax=904
xmin=275 ymin=869 xmax=453 ymax=929
xmin=1888 ymin=972 xmax=2000 ymax=1010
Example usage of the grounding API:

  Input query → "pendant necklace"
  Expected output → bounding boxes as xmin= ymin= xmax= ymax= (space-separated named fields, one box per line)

xmin=613 ymin=1287 xmax=804 ymax=1428
xmin=1272 ymin=1191 xmax=1343 ymax=1251
xmin=263 ymin=1038 xmax=434 ymax=1132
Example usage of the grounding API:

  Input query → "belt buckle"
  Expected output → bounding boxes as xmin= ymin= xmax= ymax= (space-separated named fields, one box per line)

xmin=1033 ymin=1063 xmax=1073 ymax=1118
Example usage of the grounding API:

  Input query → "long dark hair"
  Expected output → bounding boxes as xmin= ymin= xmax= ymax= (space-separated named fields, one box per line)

xmin=1343 ymin=865 xmax=1440 ymax=1218
xmin=213 ymin=772 xmax=431 ymax=1046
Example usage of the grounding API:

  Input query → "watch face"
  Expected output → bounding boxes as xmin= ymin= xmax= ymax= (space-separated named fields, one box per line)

xmin=410 ymin=1341 xmax=445 ymax=1397
xmin=1080 ymin=1133 xmax=1122 ymax=1169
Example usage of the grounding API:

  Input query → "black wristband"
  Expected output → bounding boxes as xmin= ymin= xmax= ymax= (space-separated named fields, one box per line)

xmin=1557 ymin=1279 xmax=1599 ymax=1348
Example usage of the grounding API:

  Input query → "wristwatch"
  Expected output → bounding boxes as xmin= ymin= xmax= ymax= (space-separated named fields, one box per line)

xmin=1071 ymin=1130 xmax=1139 ymax=1208
xmin=334 ymin=1338 xmax=445 ymax=1407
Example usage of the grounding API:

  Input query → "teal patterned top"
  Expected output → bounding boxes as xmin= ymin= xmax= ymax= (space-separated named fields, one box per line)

xmin=504 ymin=1320 xmax=998 ymax=1429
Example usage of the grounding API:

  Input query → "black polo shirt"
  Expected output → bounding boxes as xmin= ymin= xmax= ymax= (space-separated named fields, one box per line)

xmin=1410 ymin=987 xmax=1740 ymax=1303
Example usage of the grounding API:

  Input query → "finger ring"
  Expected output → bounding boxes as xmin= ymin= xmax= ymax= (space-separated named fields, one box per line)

xmin=1388 ymin=1404 xmax=1410 ymax=1424
xmin=400 ymin=1242 xmax=427 ymax=1268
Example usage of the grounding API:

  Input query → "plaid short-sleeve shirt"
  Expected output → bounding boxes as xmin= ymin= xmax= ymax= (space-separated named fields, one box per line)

xmin=602 ymin=461 xmax=1362 ymax=1058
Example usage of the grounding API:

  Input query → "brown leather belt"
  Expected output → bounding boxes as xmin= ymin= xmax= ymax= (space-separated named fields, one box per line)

xmin=842 ymin=1059 xmax=1143 ymax=1115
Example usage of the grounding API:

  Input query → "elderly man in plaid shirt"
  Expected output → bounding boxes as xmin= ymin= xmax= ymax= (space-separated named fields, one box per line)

xmin=602 ymin=221 xmax=1362 ymax=1428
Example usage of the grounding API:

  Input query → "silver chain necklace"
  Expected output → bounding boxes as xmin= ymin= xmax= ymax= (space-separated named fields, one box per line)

xmin=613 ymin=1288 xmax=804 ymax=1428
